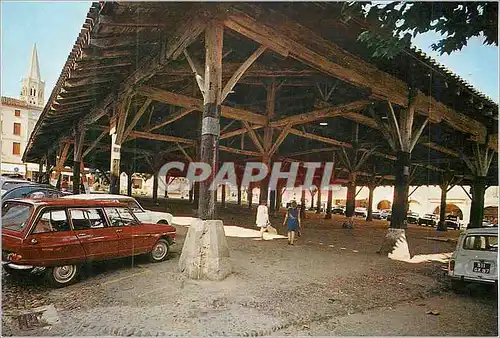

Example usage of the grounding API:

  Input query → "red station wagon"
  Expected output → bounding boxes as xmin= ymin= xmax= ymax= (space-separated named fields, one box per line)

xmin=2 ymin=199 xmax=176 ymax=287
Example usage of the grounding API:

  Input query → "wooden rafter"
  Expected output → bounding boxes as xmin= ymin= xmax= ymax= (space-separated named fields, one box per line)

xmin=223 ymin=5 xmax=488 ymax=143
xmin=128 ymin=130 xmax=195 ymax=145
xmin=82 ymin=7 xmax=208 ymax=126
xmin=137 ymin=85 xmax=267 ymax=125
xmin=242 ymin=121 xmax=265 ymax=154
xmin=270 ymin=99 xmax=371 ymax=128
xmin=183 ymin=49 xmax=205 ymax=97
xmin=82 ymin=128 xmax=110 ymax=159
xmin=122 ymin=98 xmax=153 ymax=141
xmin=268 ymin=124 xmax=292 ymax=157
xmin=221 ymin=45 xmax=267 ymax=101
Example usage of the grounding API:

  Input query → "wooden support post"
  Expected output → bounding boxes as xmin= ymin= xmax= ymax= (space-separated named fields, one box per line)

xmin=390 ymin=151 xmax=411 ymax=229
xmin=221 ymin=184 xmax=226 ymax=208
xmin=153 ymin=171 xmax=159 ymax=204
xmin=189 ymin=184 xmax=194 ymax=203
xmin=198 ymin=21 xmax=223 ymax=220
xmin=109 ymin=131 xmax=121 ymax=194
xmin=73 ymin=127 xmax=85 ymax=195
xmin=237 ymin=183 xmax=242 ymax=206
xmin=345 ymin=172 xmax=356 ymax=218
xmin=259 ymin=158 xmax=271 ymax=205
xmin=127 ymin=171 xmax=133 ymax=196
xmin=38 ymin=160 xmax=44 ymax=183
xmin=469 ymin=176 xmax=487 ymax=228
xmin=269 ymin=189 xmax=276 ymax=213
xmin=309 ymin=189 xmax=315 ymax=210
xmin=248 ymin=185 xmax=253 ymax=209
xmin=366 ymin=184 xmax=375 ymax=221
xmin=316 ymin=186 xmax=322 ymax=214
xmin=300 ymin=189 xmax=307 ymax=219
xmin=325 ymin=152 xmax=336 ymax=220
xmin=276 ymin=184 xmax=284 ymax=215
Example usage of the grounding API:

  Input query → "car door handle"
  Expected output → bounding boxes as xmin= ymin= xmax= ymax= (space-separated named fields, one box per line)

xmin=78 ymin=233 xmax=90 ymax=238
xmin=116 ymin=229 xmax=123 ymax=233
xmin=30 ymin=238 xmax=38 ymax=245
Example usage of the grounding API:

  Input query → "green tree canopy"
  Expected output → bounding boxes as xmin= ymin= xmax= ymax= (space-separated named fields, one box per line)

xmin=343 ymin=2 xmax=498 ymax=58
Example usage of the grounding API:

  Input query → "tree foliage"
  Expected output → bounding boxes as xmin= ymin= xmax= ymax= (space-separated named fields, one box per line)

xmin=343 ymin=2 xmax=498 ymax=58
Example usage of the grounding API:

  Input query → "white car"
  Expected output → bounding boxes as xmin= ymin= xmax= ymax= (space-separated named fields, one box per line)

xmin=64 ymin=194 xmax=173 ymax=225
xmin=448 ymin=227 xmax=498 ymax=289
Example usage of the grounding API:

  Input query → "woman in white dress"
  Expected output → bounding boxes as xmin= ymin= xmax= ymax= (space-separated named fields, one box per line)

xmin=255 ymin=200 xmax=270 ymax=239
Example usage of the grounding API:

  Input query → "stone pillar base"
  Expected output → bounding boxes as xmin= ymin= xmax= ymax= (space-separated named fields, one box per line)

xmin=178 ymin=219 xmax=231 ymax=281
xmin=377 ymin=228 xmax=411 ymax=261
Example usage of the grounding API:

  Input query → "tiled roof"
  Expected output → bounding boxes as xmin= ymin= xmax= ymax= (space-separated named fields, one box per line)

xmin=409 ymin=46 xmax=498 ymax=106
xmin=1 ymin=96 xmax=28 ymax=108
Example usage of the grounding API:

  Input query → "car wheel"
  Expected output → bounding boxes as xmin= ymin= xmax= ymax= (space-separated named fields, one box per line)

xmin=148 ymin=239 xmax=170 ymax=262
xmin=157 ymin=220 xmax=169 ymax=225
xmin=45 ymin=264 xmax=79 ymax=288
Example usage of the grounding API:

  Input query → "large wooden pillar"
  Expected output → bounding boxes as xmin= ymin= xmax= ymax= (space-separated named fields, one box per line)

xmin=462 ymin=143 xmax=495 ymax=229
xmin=38 ymin=160 xmax=43 ymax=183
xmin=72 ymin=127 xmax=85 ymax=195
xmin=345 ymin=173 xmax=356 ymax=218
xmin=390 ymin=151 xmax=411 ymax=229
xmin=198 ymin=22 xmax=223 ymax=220
xmin=469 ymin=177 xmax=487 ymax=228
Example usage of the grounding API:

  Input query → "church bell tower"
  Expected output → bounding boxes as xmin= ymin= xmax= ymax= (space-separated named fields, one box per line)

xmin=20 ymin=44 xmax=45 ymax=107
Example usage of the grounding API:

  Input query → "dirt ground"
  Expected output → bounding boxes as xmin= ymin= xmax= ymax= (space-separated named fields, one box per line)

xmin=2 ymin=199 xmax=498 ymax=336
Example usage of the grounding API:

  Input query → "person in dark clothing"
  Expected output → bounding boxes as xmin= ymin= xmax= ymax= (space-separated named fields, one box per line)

xmin=282 ymin=200 xmax=301 ymax=245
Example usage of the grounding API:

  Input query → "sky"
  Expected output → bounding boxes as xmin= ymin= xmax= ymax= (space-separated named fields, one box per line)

xmin=1 ymin=2 xmax=499 ymax=104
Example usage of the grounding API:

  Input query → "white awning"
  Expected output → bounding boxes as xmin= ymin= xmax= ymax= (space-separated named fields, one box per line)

xmin=1 ymin=163 xmax=26 ymax=174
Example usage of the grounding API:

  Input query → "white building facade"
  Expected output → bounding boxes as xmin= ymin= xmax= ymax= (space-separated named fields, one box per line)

xmin=1 ymin=45 xmax=44 ymax=178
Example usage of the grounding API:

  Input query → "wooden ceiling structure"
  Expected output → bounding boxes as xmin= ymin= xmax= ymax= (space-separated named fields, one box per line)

xmin=24 ymin=2 xmax=498 ymax=188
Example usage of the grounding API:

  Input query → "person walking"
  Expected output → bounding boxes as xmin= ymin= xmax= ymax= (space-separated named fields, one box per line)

xmin=255 ymin=200 xmax=270 ymax=239
xmin=283 ymin=200 xmax=301 ymax=245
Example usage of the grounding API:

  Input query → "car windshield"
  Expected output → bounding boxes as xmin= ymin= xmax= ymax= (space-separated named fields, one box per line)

xmin=463 ymin=235 xmax=498 ymax=252
xmin=122 ymin=199 xmax=144 ymax=213
xmin=1 ymin=202 xmax=33 ymax=232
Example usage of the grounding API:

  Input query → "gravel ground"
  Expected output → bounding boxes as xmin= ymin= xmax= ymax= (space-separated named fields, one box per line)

xmin=2 ymin=201 xmax=497 ymax=336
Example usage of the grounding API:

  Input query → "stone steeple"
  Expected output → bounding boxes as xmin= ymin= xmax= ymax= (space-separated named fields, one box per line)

xmin=20 ymin=44 xmax=45 ymax=107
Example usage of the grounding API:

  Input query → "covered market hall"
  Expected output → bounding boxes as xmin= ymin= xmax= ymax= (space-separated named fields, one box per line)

xmin=23 ymin=2 xmax=498 ymax=234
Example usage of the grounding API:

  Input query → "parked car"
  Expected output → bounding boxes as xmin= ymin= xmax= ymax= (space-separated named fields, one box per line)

xmin=354 ymin=207 xmax=367 ymax=218
xmin=64 ymin=194 xmax=173 ymax=225
xmin=2 ymin=184 xmax=71 ymax=200
xmin=406 ymin=212 xmax=419 ymax=224
xmin=1 ymin=178 xmax=33 ymax=195
xmin=418 ymin=213 xmax=438 ymax=227
xmin=448 ymin=227 xmax=498 ymax=291
xmin=444 ymin=215 xmax=461 ymax=230
xmin=331 ymin=207 xmax=345 ymax=215
xmin=2 ymin=198 xmax=176 ymax=287
xmin=371 ymin=210 xmax=382 ymax=219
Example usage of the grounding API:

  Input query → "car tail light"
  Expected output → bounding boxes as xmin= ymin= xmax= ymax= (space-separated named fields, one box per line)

xmin=449 ymin=260 xmax=455 ymax=272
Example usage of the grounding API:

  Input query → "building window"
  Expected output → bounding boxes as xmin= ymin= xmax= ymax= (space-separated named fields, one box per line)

xmin=14 ymin=110 xmax=21 ymax=117
xmin=12 ymin=142 xmax=21 ymax=155
xmin=13 ymin=123 xmax=21 ymax=135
